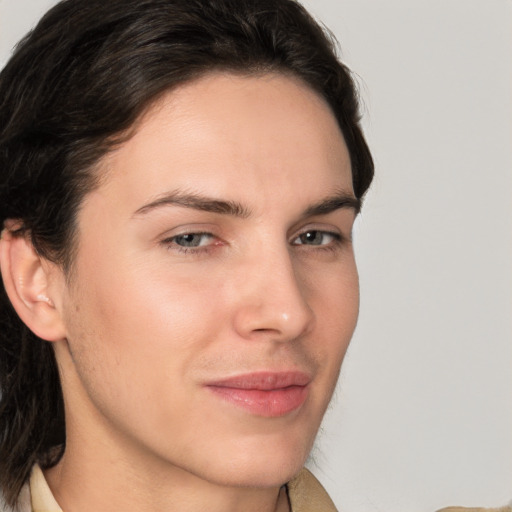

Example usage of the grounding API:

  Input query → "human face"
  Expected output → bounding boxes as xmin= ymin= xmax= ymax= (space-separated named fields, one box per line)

xmin=53 ymin=72 xmax=359 ymax=489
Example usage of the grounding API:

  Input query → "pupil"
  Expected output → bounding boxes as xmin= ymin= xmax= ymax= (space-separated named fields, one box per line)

xmin=303 ymin=231 xmax=321 ymax=244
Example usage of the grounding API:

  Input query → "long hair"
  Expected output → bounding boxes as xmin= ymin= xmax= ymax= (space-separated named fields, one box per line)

xmin=0 ymin=0 xmax=374 ymax=505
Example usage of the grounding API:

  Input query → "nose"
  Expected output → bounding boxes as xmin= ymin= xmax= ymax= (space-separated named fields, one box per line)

xmin=232 ymin=248 xmax=314 ymax=342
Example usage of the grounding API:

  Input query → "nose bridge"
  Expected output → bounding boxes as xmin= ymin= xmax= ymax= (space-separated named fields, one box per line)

xmin=233 ymin=241 xmax=314 ymax=341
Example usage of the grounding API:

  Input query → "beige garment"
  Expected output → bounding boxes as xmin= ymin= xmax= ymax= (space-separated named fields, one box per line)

xmin=287 ymin=469 xmax=337 ymax=512
xmin=30 ymin=465 xmax=62 ymax=512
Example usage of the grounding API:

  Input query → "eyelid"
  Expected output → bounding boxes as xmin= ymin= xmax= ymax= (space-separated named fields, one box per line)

xmin=290 ymin=209 xmax=354 ymax=234
xmin=290 ymin=221 xmax=344 ymax=239
xmin=156 ymin=222 xmax=220 ymax=240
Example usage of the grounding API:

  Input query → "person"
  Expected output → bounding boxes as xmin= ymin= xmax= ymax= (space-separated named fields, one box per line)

xmin=0 ymin=0 xmax=374 ymax=511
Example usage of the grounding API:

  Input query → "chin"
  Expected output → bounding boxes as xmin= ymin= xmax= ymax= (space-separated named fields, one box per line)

xmin=207 ymin=460 xmax=306 ymax=490
xmin=198 ymin=432 xmax=315 ymax=489
xmin=244 ymin=461 xmax=306 ymax=488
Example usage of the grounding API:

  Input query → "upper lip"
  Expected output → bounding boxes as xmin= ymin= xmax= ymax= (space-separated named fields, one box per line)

xmin=206 ymin=371 xmax=311 ymax=390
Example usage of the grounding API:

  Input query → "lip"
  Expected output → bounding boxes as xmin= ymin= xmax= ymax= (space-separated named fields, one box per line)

xmin=205 ymin=371 xmax=311 ymax=418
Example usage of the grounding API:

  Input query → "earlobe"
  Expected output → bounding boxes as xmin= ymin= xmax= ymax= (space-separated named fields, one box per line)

xmin=0 ymin=226 xmax=67 ymax=342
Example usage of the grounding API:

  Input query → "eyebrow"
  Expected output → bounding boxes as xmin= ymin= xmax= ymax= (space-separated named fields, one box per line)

xmin=304 ymin=193 xmax=361 ymax=216
xmin=132 ymin=190 xmax=360 ymax=218
xmin=133 ymin=191 xmax=251 ymax=218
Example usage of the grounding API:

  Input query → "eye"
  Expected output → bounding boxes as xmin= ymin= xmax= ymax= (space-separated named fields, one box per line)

xmin=171 ymin=233 xmax=214 ymax=248
xmin=292 ymin=230 xmax=340 ymax=246
xmin=160 ymin=232 xmax=219 ymax=254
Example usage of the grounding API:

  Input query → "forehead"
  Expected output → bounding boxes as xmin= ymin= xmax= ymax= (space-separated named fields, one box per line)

xmin=92 ymin=72 xmax=353 ymax=216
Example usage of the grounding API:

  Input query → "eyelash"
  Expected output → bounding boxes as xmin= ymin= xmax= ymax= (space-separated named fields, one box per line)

xmin=160 ymin=229 xmax=345 ymax=255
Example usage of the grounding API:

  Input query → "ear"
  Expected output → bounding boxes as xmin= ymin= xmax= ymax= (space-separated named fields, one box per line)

xmin=0 ymin=225 xmax=67 ymax=342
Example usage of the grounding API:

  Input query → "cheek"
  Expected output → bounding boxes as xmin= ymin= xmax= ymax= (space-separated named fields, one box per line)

xmin=72 ymin=251 xmax=217 ymax=342
xmin=62 ymin=250 xmax=238 ymax=412
xmin=308 ymin=259 xmax=359 ymax=375
xmin=60 ymin=268 xmax=218 ymax=446
xmin=309 ymin=250 xmax=359 ymax=319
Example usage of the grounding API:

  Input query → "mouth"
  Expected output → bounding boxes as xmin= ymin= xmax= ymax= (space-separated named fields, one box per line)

xmin=205 ymin=371 xmax=311 ymax=417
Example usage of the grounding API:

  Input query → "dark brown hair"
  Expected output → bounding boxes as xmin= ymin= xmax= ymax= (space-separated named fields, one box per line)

xmin=0 ymin=0 xmax=374 ymax=505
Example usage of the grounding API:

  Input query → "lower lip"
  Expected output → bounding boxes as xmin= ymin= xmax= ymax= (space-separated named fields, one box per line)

xmin=207 ymin=385 xmax=309 ymax=417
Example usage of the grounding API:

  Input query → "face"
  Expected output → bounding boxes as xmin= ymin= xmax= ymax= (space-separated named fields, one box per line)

xmin=52 ymin=72 xmax=359 ymax=489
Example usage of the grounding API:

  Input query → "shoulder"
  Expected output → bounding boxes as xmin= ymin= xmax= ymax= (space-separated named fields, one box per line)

xmin=0 ymin=482 xmax=31 ymax=512
xmin=287 ymin=468 xmax=338 ymax=512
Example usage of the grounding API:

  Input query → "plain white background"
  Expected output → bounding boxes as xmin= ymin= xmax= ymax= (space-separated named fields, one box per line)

xmin=1 ymin=1 xmax=510 ymax=511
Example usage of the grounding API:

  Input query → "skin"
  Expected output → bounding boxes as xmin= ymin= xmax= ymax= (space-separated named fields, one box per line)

xmin=4 ymin=72 xmax=360 ymax=512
